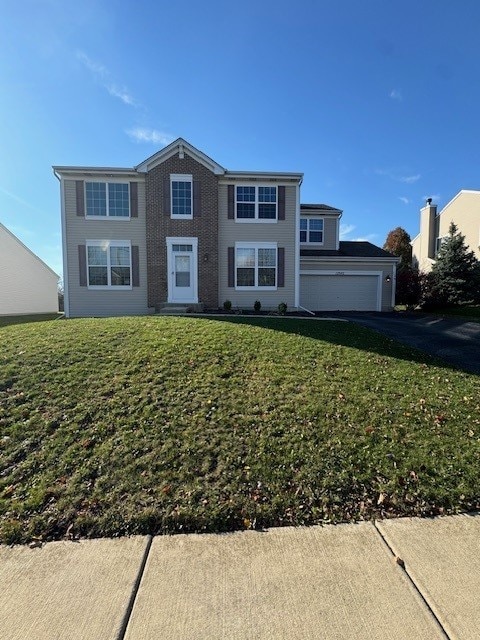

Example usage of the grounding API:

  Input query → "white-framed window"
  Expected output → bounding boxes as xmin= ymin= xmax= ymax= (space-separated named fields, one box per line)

xmin=300 ymin=217 xmax=324 ymax=243
xmin=86 ymin=240 xmax=132 ymax=289
xmin=235 ymin=242 xmax=277 ymax=289
xmin=171 ymin=174 xmax=193 ymax=218
xmin=436 ymin=236 xmax=447 ymax=255
xmin=85 ymin=182 xmax=130 ymax=218
xmin=236 ymin=185 xmax=277 ymax=221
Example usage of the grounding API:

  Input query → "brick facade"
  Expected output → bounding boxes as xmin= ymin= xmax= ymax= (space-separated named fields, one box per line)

xmin=145 ymin=153 xmax=219 ymax=310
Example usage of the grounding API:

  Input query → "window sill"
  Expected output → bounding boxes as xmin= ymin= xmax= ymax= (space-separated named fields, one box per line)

xmin=235 ymin=286 xmax=277 ymax=291
xmin=87 ymin=286 xmax=133 ymax=291
xmin=85 ymin=215 xmax=131 ymax=221
xmin=235 ymin=219 xmax=277 ymax=224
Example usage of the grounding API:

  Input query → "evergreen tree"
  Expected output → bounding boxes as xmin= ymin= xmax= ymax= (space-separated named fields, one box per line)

xmin=383 ymin=227 xmax=412 ymax=269
xmin=422 ymin=222 xmax=479 ymax=307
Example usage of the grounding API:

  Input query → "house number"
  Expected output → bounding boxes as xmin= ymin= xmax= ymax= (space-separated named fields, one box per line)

xmin=335 ymin=271 xmax=345 ymax=276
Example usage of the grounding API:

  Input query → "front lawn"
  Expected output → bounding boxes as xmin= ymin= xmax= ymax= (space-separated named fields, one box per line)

xmin=1 ymin=316 xmax=479 ymax=544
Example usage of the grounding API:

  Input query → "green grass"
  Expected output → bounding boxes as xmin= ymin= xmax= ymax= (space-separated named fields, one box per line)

xmin=1 ymin=316 xmax=479 ymax=544
xmin=0 ymin=313 xmax=62 ymax=328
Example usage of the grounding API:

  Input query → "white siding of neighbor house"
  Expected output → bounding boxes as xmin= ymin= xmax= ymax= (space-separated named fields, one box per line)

xmin=218 ymin=183 xmax=297 ymax=309
xmin=0 ymin=224 xmax=59 ymax=315
xmin=63 ymin=178 xmax=150 ymax=317
xmin=300 ymin=260 xmax=396 ymax=312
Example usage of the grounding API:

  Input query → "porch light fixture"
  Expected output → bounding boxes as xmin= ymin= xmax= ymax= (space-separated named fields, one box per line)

xmin=385 ymin=274 xmax=391 ymax=283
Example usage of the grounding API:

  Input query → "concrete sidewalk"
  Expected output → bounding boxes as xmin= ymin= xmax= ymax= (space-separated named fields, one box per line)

xmin=1 ymin=514 xmax=479 ymax=639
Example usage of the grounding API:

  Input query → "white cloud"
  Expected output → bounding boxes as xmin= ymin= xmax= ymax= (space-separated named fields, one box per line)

xmin=389 ymin=89 xmax=402 ymax=100
xmin=350 ymin=234 xmax=378 ymax=243
xmin=77 ymin=50 xmax=137 ymax=107
xmin=339 ymin=224 xmax=356 ymax=239
xmin=126 ymin=127 xmax=174 ymax=145
xmin=375 ymin=169 xmax=421 ymax=184
xmin=399 ymin=174 xmax=420 ymax=184
xmin=398 ymin=196 xmax=410 ymax=204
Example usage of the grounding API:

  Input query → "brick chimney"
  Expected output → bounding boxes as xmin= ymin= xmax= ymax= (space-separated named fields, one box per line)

xmin=420 ymin=198 xmax=437 ymax=259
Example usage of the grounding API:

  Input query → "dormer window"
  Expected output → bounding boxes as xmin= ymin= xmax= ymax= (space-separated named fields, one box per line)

xmin=300 ymin=217 xmax=324 ymax=244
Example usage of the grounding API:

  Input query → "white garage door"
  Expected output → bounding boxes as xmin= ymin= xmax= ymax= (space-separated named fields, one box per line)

xmin=300 ymin=274 xmax=380 ymax=311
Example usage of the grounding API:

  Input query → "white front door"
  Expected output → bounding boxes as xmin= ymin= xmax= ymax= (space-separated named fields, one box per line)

xmin=167 ymin=238 xmax=198 ymax=303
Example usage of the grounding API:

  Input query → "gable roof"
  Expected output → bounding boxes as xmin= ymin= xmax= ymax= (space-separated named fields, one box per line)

xmin=135 ymin=138 xmax=226 ymax=175
xmin=301 ymin=241 xmax=398 ymax=259
xmin=0 ymin=223 xmax=59 ymax=278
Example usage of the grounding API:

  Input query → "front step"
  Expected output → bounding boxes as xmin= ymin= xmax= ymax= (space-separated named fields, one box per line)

xmin=157 ymin=302 xmax=204 ymax=315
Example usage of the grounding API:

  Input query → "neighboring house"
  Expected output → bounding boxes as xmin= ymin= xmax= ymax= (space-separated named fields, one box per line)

xmin=53 ymin=138 xmax=397 ymax=317
xmin=412 ymin=192 xmax=480 ymax=272
xmin=0 ymin=223 xmax=59 ymax=315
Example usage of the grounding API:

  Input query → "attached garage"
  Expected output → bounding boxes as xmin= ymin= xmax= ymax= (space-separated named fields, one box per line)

xmin=300 ymin=271 xmax=381 ymax=311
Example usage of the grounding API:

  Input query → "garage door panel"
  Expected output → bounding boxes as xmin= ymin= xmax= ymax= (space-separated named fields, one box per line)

xmin=300 ymin=274 xmax=379 ymax=311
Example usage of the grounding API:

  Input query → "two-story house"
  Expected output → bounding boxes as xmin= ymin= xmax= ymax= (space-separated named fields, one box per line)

xmin=54 ymin=138 xmax=397 ymax=317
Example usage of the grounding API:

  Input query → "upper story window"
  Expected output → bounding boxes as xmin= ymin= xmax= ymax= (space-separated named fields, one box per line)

xmin=86 ymin=241 xmax=131 ymax=289
xmin=300 ymin=217 xmax=324 ymax=244
xmin=171 ymin=174 xmax=193 ymax=218
xmin=436 ymin=236 xmax=447 ymax=255
xmin=85 ymin=182 xmax=130 ymax=218
xmin=236 ymin=185 xmax=277 ymax=221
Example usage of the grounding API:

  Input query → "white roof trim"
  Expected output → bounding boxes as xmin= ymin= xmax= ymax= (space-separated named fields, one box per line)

xmin=0 ymin=222 xmax=59 ymax=279
xmin=135 ymin=138 xmax=225 ymax=175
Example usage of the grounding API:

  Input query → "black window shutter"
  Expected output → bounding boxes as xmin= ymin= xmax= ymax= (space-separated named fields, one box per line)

xmin=130 ymin=182 xmax=138 ymax=218
xmin=78 ymin=245 xmax=87 ymax=286
xmin=277 ymin=247 xmax=285 ymax=287
xmin=193 ymin=180 xmax=201 ymax=217
xmin=228 ymin=185 xmax=235 ymax=219
xmin=76 ymin=181 xmax=85 ymax=217
xmin=228 ymin=247 xmax=235 ymax=287
xmin=131 ymin=245 xmax=140 ymax=286
xmin=163 ymin=179 xmax=171 ymax=216
xmin=278 ymin=186 xmax=286 ymax=221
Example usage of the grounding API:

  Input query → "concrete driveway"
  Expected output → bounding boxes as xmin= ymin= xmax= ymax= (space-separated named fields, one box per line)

xmin=334 ymin=312 xmax=480 ymax=375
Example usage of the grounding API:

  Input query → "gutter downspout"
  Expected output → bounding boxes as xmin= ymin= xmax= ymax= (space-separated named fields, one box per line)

xmin=294 ymin=177 xmax=303 ymax=309
xmin=298 ymin=304 xmax=315 ymax=316
xmin=53 ymin=168 xmax=69 ymax=318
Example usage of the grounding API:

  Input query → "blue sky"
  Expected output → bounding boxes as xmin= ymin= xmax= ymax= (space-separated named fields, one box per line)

xmin=2 ymin=0 xmax=480 ymax=278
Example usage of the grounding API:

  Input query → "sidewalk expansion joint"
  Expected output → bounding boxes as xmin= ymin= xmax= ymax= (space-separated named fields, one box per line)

xmin=373 ymin=520 xmax=451 ymax=640
xmin=116 ymin=534 xmax=153 ymax=640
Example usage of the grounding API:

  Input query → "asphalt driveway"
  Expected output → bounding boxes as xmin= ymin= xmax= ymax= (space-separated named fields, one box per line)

xmin=335 ymin=312 xmax=480 ymax=375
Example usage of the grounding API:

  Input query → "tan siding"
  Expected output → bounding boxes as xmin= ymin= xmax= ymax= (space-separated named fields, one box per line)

xmin=64 ymin=179 xmax=149 ymax=317
xmin=218 ymin=184 xmax=297 ymax=309
xmin=322 ymin=217 xmax=338 ymax=249
xmin=300 ymin=259 xmax=395 ymax=311
xmin=0 ymin=226 xmax=58 ymax=315
xmin=437 ymin=192 xmax=480 ymax=259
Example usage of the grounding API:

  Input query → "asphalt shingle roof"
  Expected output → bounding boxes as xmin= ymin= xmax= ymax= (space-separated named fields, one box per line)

xmin=300 ymin=241 xmax=397 ymax=259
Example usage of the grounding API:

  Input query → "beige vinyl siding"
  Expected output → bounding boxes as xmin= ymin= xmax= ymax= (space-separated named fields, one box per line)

xmin=218 ymin=183 xmax=297 ymax=309
xmin=64 ymin=179 xmax=149 ymax=317
xmin=321 ymin=216 xmax=338 ymax=250
xmin=300 ymin=259 xmax=395 ymax=312
xmin=0 ymin=225 xmax=58 ymax=315
xmin=437 ymin=192 xmax=480 ymax=260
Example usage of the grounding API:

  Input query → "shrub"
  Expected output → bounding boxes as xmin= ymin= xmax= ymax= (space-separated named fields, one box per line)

xmin=395 ymin=267 xmax=421 ymax=309
xmin=223 ymin=300 xmax=232 ymax=312
xmin=278 ymin=302 xmax=287 ymax=315
xmin=253 ymin=300 xmax=261 ymax=312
